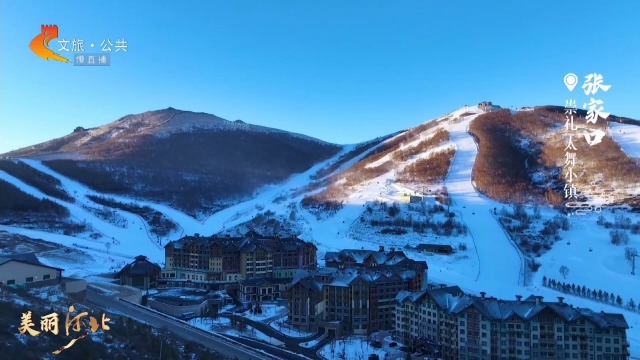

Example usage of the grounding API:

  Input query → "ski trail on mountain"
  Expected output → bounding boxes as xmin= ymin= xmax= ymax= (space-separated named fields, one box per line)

xmin=19 ymin=146 xmax=356 ymax=237
xmin=443 ymin=108 xmax=523 ymax=294
xmin=0 ymin=169 xmax=156 ymax=260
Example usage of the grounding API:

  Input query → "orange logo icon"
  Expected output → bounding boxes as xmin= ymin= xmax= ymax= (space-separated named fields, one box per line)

xmin=30 ymin=25 xmax=70 ymax=63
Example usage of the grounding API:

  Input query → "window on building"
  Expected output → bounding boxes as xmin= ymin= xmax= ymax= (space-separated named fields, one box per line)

xmin=7 ymin=280 xmax=15 ymax=285
xmin=43 ymin=274 xmax=50 ymax=280
xmin=26 ymin=277 xmax=34 ymax=282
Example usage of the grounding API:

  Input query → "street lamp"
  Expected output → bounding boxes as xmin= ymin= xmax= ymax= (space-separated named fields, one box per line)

xmin=157 ymin=326 xmax=166 ymax=360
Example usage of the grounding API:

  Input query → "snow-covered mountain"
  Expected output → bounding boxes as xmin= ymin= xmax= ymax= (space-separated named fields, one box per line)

xmin=2 ymin=104 xmax=640 ymax=356
xmin=1 ymin=107 xmax=347 ymax=217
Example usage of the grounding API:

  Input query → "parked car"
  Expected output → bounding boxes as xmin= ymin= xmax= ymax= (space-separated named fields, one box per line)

xmin=370 ymin=341 xmax=382 ymax=348
xmin=389 ymin=342 xmax=397 ymax=347
xmin=368 ymin=354 xmax=379 ymax=360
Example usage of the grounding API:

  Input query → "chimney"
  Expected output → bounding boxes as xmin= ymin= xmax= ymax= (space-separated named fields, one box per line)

xmin=516 ymin=295 xmax=522 ymax=303
xmin=225 ymin=234 xmax=231 ymax=238
xmin=535 ymin=296 xmax=544 ymax=305
xmin=379 ymin=246 xmax=384 ymax=252
xmin=558 ymin=296 xmax=564 ymax=304
xmin=390 ymin=247 xmax=395 ymax=253
xmin=480 ymin=292 xmax=486 ymax=299
xmin=439 ymin=284 xmax=445 ymax=288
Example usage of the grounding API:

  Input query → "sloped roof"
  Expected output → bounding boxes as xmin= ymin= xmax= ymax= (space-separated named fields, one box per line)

xmin=166 ymin=232 xmax=313 ymax=253
xmin=324 ymin=249 xmax=411 ymax=266
xmin=398 ymin=290 xmax=629 ymax=330
xmin=0 ymin=252 xmax=63 ymax=271
xmin=118 ymin=255 xmax=161 ymax=277
xmin=291 ymin=260 xmax=426 ymax=292
xmin=239 ymin=278 xmax=276 ymax=287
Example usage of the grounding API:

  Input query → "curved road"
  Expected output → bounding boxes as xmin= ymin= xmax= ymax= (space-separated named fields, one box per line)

xmin=86 ymin=288 xmax=285 ymax=360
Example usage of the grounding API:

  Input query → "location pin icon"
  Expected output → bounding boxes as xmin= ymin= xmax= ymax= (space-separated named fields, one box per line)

xmin=564 ymin=73 xmax=578 ymax=92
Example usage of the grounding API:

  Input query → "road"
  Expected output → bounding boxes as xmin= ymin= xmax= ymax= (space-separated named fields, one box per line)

xmin=86 ymin=288 xmax=271 ymax=360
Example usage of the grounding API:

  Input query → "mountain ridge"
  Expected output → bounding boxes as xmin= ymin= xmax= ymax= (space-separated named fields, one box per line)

xmin=2 ymin=107 xmax=339 ymax=160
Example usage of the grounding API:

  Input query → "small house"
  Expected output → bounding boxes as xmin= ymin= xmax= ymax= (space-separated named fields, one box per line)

xmin=118 ymin=255 xmax=162 ymax=289
xmin=0 ymin=253 xmax=63 ymax=286
xmin=416 ymin=244 xmax=454 ymax=255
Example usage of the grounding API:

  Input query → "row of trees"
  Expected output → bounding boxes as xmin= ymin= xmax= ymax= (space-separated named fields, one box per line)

xmin=87 ymin=195 xmax=177 ymax=236
xmin=301 ymin=186 xmax=344 ymax=217
xmin=397 ymin=148 xmax=455 ymax=183
xmin=537 ymin=107 xmax=640 ymax=185
xmin=391 ymin=129 xmax=450 ymax=162
xmin=0 ymin=179 xmax=70 ymax=217
xmin=0 ymin=160 xmax=74 ymax=202
xmin=468 ymin=110 xmax=542 ymax=204
xmin=311 ymin=136 xmax=392 ymax=180
xmin=360 ymin=117 xmax=443 ymax=166
xmin=43 ymin=130 xmax=342 ymax=216
xmin=543 ymin=276 xmax=637 ymax=312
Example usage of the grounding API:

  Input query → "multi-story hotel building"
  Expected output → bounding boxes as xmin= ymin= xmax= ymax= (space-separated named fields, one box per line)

xmin=287 ymin=249 xmax=428 ymax=336
xmin=161 ymin=230 xmax=317 ymax=286
xmin=396 ymin=287 xmax=630 ymax=360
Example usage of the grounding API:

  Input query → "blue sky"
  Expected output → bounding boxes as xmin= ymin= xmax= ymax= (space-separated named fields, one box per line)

xmin=1 ymin=1 xmax=638 ymax=153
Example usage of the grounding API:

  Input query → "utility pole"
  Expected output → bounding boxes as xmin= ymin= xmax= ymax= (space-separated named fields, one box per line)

xmin=159 ymin=336 xmax=163 ymax=360
xmin=632 ymin=251 xmax=638 ymax=275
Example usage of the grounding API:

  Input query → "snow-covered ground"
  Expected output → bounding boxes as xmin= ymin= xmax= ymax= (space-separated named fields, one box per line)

xmin=318 ymin=337 xmax=387 ymax=360
xmin=2 ymin=106 xmax=640 ymax=356
xmin=270 ymin=316 xmax=315 ymax=338
xmin=188 ymin=317 xmax=285 ymax=347
xmin=0 ymin=226 xmax=133 ymax=278
xmin=240 ymin=304 xmax=287 ymax=322
xmin=609 ymin=122 xmax=640 ymax=159
xmin=299 ymin=335 xmax=325 ymax=348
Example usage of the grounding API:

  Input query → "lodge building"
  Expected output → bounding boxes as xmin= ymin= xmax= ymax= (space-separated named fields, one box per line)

xmin=395 ymin=288 xmax=631 ymax=360
xmin=161 ymin=230 xmax=317 ymax=286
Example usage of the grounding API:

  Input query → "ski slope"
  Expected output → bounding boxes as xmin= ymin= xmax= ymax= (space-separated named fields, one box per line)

xmin=0 ymin=169 xmax=164 ymax=261
xmin=610 ymin=121 xmax=640 ymax=159
xmin=442 ymin=108 xmax=524 ymax=293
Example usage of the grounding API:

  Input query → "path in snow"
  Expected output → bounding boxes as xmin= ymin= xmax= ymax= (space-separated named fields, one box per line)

xmin=17 ymin=146 xmax=356 ymax=239
xmin=609 ymin=122 xmax=640 ymax=160
xmin=19 ymin=159 xmax=203 ymax=235
xmin=0 ymin=169 xmax=163 ymax=262
xmin=442 ymin=111 xmax=524 ymax=295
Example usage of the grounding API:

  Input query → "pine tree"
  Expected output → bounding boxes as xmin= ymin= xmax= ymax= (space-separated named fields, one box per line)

xmin=598 ymin=290 xmax=604 ymax=301
xmin=581 ymin=286 xmax=587 ymax=297
xmin=542 ymin=276 xmax=547 ymax=287
xmin=571 ymin=284 xmax=576 ymax=293
xmin=629 ymin=298 xmax=636 ymax=311
xmin=616 ymin=295 xmax=623 ymax=306
xmin=604 ymin=291 xmax=609 ymax=301
xmin=609 ymin=293 xmax=615 ymax=304
xmin=591 ymin=289 xmax=597 ymax=298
